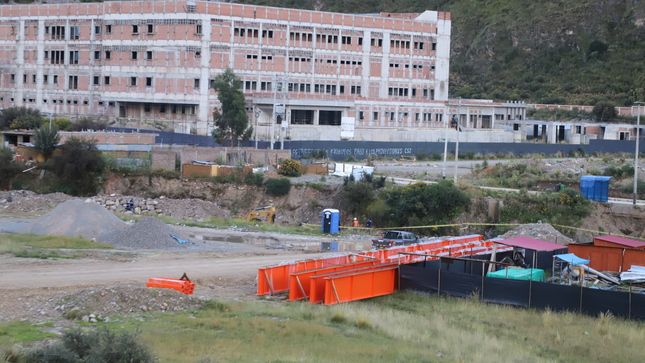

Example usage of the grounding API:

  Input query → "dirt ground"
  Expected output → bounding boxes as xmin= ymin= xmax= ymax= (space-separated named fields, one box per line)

xmin=0 ymin=222 xmax=338 ymax=323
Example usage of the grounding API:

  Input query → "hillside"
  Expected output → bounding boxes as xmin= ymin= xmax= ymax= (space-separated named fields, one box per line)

xmin=239 ymin=0 xmax=645 ymax=106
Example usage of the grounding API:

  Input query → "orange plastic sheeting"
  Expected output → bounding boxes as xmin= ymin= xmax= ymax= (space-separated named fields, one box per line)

xmin=287 ymin=260 xmax=381 ymax=301
xmin=146 ymin=278 xmax=195 ymax=295
xmin=309 ymin=263 xmax=398 ymax=304
xmin=323 ymin=265 xmax=399 ymax=305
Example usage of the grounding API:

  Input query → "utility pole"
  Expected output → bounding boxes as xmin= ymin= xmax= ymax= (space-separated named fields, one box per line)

xmin=442 ymin=108 xmax=448 ymax=179
xmin=270 ymin=80 xmax=276 ymax=150
xmin=453 ymin=97 xmax=461 ymax=183
xmin=254 ymin=108 xmax=260 ymax=149
xmin=634 ymin=102 xmax=644 ymax=205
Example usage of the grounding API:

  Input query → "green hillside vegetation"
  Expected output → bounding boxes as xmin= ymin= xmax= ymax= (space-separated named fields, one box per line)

xmin=240 ymin=0 xmax=645 ymax=106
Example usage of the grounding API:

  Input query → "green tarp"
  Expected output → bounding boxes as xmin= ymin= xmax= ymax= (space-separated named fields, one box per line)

xmin=486 ymin=268 xmax=546 ymax=282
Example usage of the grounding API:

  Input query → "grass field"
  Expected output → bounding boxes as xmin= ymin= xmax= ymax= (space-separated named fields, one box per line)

xmin=95 ymin=292 xmax=645 ymax=363
xmin=0 ymin=234 xmax=112 ymax=258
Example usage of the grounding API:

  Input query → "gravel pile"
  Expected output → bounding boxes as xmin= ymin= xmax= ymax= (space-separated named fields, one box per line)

xmin=20 ymin=199 xmax=127 ymax=242
xmin=498 ymin=222 xmax=574 ymax=245
xmin=108 ymin=217 xmax=196 ymax=250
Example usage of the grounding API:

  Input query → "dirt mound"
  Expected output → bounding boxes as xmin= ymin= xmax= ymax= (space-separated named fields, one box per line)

xmin=108 ymin=217 xmax=195 ymax=250
xmin=20 ymin=199 xmax=126 ymax=242
xmin=54 ymin=285 xmax=203 ymax=319
xmin=498 ymin=223 xmax=574 ymax=245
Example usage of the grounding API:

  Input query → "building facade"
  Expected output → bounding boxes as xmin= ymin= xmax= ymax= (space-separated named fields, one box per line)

xmin=0 ymin=1 xmax=525 ymax=142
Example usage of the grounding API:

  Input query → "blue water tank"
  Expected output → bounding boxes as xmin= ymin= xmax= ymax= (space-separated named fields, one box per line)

xmin=321 ymin=209 xmax=340 ymax=234
xmin=580 ymin=175 xmax=612 ymax=202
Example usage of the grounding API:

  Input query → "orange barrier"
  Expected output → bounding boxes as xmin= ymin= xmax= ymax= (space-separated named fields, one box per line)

xmin=257 ymin=254 xmax=355 ymax=295
xmin=309 ymin=263 xmax=398 ymax=303
xmin=323 ymin=265 xmax=399 ymax=305
xmin=287 ymin=260 xmax=380 ymax=301
xmin=257 ymin=234 xmax=498 ymax=300
xmin=146 ymin=277 xmax=195 ymax=295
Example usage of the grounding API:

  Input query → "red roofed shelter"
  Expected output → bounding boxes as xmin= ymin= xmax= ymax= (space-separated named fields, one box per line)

xmin=593 ymin=235 xmax=645 ymax=250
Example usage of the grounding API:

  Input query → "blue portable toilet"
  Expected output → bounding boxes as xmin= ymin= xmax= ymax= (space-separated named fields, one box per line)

xmin=321 ymin=209 xmax=340 ymax=234
xmin=580 ymin=176 xmax=612 ymax=202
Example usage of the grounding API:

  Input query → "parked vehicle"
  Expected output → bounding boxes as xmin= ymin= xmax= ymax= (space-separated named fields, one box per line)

xmin=372 ymin=230 xmax=420 ymax=249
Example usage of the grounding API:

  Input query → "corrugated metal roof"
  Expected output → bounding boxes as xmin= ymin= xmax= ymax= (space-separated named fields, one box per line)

xmin=594 ymin=235 xmax=645 ymax=248
xmin=494 ymin=236 xmax=566 ymax=251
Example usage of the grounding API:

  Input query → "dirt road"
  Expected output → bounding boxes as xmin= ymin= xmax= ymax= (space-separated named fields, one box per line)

xmin=0 ymin=251 xmax=330 ymax=290
xmin=0 ymin=249 xmax=332 ymax=321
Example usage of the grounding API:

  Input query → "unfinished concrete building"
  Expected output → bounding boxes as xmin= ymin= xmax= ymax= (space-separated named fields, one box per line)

xmin=0 ymin=0 xmax=525 ymax=142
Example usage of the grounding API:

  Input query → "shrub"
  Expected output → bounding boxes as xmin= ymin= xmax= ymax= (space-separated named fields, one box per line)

xmin=385 ymin=180 xmax=471 ymax=232
xmin=266 ymin=178 xmax=291 ymax=196
xmin=24 ymin=327 xmax=154 ymax=363
xmin=0 ymin=106 xmax=41 ymax=130
xmin=415 ymin=151 xmax=429 ymax=161
xmin=52 ymin=117 xmax=72 ymax=131
xmin=244 ymin=171 xmax=264 ymax=186
xmin=278 ymin=158 xmax=301 ymax=177
xmin=68 ymin=116 xmax=108 ymax=131
xmin=342 ymin=179 xmax=375 ymax=215
xmin=48 ymin=137 xmax=105 ymax=196
xmin=10 ymin=114 xmax=42 ymax=129
xmin=0 ymin=147 xmax=22 ymax=190
xmin=593 ymin=101 xmax=617 ymax=122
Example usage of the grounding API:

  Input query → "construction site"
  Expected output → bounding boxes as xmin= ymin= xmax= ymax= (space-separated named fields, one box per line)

xmin=2 ymin=162 xmax=645 ymax=361
xmin=2 ymin=177 xmax=645 ymax=319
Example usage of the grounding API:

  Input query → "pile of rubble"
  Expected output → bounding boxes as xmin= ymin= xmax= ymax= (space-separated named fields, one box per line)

xmin=0 ymin=190 xmax=72 ymax=214
xmin=87 ymin=195 xmax=231 ymax=220
xmin=9 ymin=286 xmax=204 ymax=322
xmin=498 ymin=222 xmax=574 ymax=245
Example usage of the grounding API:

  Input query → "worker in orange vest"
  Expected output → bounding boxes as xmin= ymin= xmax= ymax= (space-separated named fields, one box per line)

xmin=353 ymin=218 xmax=359 ymax=227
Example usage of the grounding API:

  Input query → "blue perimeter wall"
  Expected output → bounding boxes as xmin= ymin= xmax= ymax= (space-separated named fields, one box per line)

xmin=109 ymin=128 xmax=643 ymax=162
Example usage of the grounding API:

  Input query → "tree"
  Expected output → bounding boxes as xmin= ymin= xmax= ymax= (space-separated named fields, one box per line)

xmin=592 ymin=101 xmax=617 ymax=122
xmin=278 ymin=158 xmax=301 ymax=177
xmin=211 ymin=68 xmax=253 ymax=146
xmin=68 ymin=116 xmax=109 ymax=131
xmin=0 ymin=147 xmax=22 ymax=190
xmin=0 ymin=106 xmax=41 ymax=130
xmin=386 ymin=180 xmax=470 ymax=228
xmin=50 ymin=137 xmax=105 ymax=196
xmin=342 ymin=180 xmax=375 ymax=215
xmin=32 ymin=126 xmax=60 ymax=161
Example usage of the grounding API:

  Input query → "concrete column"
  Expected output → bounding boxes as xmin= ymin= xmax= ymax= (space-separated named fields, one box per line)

xmin=548 ymin=124 xmax=557 ymax=144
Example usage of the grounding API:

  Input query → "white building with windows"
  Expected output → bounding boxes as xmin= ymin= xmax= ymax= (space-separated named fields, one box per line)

xmin=0 ymin=0 xmax=525 ymax=142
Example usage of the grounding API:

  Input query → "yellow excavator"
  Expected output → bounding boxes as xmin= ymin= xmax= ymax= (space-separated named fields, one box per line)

xmin=245 ymin=206 xmax=276 ymax=224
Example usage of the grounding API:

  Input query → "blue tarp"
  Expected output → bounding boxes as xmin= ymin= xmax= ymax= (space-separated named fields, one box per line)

xmin=580 ymin=175 xmax=612 ymax=202
xmin=580 ymin=175 xmax=611 ymax=187
xmin=554 ymin=253 xmax=589 ymax=266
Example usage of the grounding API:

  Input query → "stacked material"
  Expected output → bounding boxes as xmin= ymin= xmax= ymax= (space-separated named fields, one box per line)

xmin=620 ymin=265 xmax=645 ymax=283
xmin=146 ymin=278 xmax=195 ymax=295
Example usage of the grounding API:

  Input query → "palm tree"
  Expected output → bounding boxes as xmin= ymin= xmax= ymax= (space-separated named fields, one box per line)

xmin=32 ymin=126 xmax=60 ymax=160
